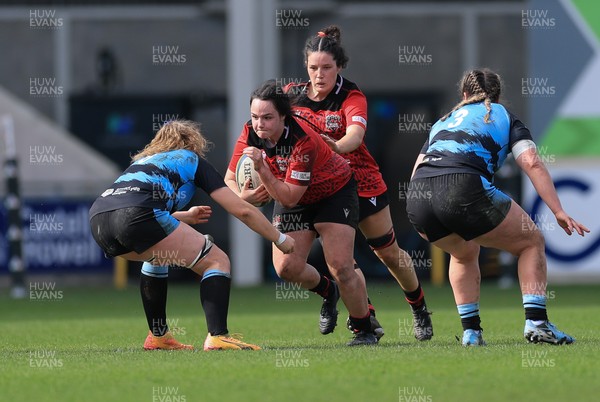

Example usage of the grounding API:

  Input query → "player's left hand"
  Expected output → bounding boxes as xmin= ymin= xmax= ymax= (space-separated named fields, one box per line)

xmin=179 ymin=206 xmax=212 ymax=225
xmin=555 ymin=210 xmax=590 ymax=236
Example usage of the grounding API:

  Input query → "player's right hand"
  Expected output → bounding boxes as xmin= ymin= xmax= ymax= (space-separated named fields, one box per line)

xmin=241 ymin=180 xmax=271 ymax=205
xmin=275 ymin=235 xmax=295 ymax=254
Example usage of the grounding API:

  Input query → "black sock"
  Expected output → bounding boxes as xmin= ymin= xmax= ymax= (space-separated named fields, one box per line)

xmin=461 ymin=316 xmax=482 ymax=331
xmin=200 ymin=274 xmax=231 ymax=336
xmin=404 ymin=284 xmax=425 ymax=310
xmin=525 ymin=308 xmax=548 ymax=321
xmin=349 ymin=312 xmax=371 ymax=332
xmin=309 ymin=275 xmax=331 ymax=298
xmin=140 ymin=273 xmax=168 ymax=336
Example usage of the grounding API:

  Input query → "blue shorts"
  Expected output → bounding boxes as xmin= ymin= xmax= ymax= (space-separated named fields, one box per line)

xmin=406 ymin=173 xmax=511 ymax=242
xmin=90 ymin=207 xmax=180 ymax=257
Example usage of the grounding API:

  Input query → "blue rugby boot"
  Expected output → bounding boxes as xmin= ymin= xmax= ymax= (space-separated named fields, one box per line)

xmin=524 ymin=320 xmax=575 ymax=345
xmin=462 ymin=329 xmax=486 ymax=346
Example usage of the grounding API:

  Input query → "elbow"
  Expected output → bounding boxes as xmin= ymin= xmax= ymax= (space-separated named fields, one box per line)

xmin=234 ymin=204 xmax=254 ymax=221
xmin=280 ymin=200 xmax=298 ymax=209
xmin=525 ymin=158 xmax=546 ymax=173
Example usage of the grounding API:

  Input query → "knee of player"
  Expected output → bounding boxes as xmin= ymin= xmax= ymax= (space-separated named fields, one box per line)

xmin=525 ymin=228 xmax=546 ymax=252
xmin=274 ymin=256 xmax=304 ymax=281
xmin=367 ymin=228 xmax=397 ymax=251
xmin=327 ymin=262 xmax=356 ymax=283
xmin=451 ymin=241 xmax=480 ymax=263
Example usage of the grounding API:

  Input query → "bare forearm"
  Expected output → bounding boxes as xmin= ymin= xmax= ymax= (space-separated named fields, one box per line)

xmin=234 ymin=205 xmax=281 ymax=242
xmin=256 ymin=166 xmax=298 ymax=207
xmin=335 ymin=132 xmax=363 ymax=154
xmin=526 ymin=163 xmax=564 ymax=214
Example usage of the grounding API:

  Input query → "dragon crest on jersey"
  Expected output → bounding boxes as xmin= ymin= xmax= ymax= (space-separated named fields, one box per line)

xmin=325 ymin=114 xmax=342 ymax=131
xmin=275 ymin=156 xmax=288 ymax=172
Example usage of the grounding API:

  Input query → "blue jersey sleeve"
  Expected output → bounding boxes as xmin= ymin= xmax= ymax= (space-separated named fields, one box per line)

xmin=194 ymin=157 xmax=226 ymax=195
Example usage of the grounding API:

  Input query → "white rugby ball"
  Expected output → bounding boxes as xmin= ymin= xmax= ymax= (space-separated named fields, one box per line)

xmin=235 ymin=154 xmax=271 ymax=207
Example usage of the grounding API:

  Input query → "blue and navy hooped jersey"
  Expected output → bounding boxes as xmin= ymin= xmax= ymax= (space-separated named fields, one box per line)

xmin=89 ymin=149 xmax=225 ymax=217
xmin=414 ymin=102 xmax=533 ymax=181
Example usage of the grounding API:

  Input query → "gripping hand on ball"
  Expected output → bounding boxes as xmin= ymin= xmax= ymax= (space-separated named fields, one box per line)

xmin=242 ymin=146 xmax=266 ymax=172
xmin=241 ymin=180 xmax=271 ymax=206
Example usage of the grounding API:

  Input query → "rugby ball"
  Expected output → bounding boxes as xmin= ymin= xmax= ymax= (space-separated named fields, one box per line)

xmin=235 ymin=154 xmax=271 ymax=207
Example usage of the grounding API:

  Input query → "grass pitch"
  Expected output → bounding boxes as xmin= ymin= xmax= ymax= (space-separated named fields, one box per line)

xmin=1 ymin=282 xmax=599 ymax=402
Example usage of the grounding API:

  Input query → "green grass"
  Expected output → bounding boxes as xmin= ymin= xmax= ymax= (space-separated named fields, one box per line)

xmin=1 ymin=282 xmax=599 ymax=402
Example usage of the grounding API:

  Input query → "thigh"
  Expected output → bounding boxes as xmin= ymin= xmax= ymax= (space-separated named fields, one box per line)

xmin=315 ymin=222 xmax=356 ymax=269
xmin=272 ymin=230 xmax=316 ymax=270
xmin=473 ymin=200 xmax=541 ymax=255
xmin=358 ymin=205 xmax=393 ymax=238
xmin=433 ymin=233 xmax=480 ymax=262
xmin=126 ymin=222 xmax=209 ymax=267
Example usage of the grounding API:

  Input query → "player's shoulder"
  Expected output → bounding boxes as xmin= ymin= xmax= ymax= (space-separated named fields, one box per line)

xmin=339 ymin=75 xmax=362 ymax=93
xmin=290 ymin=114 xmax=320 ymax=138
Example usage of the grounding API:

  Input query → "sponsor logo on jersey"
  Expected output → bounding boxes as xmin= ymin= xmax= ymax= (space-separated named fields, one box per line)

xmin=369 ymin=197 xmax=377 ymax=206
xmin=100 ymin=189 xmax=114 ymax=197
xmin=343 ymin=208 xmax=350 ymax=218
xmin=290 ymin=170 xmax=310 ymax=181
xmin=351 ymin=115 xmax=367 ymax=127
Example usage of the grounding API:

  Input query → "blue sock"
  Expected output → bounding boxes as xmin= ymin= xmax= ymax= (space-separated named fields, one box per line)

xmin=523 ymin=294 xmax=548 ymax=322
xmin=457 ymin=302 xmax=481 ymax=331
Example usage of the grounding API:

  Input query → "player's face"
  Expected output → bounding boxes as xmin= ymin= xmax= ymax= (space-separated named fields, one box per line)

xmin=250 ymin=99 xmax=286 ymax=142
xmin=306 ymin=51 xmax=341 ymax=99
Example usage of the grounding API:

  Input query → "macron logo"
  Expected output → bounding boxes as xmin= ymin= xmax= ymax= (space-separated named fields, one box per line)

xmin=369 ymin=197 xmax=376 ymax=206
xmin=343 ymin=208 xmax=350 ymax=218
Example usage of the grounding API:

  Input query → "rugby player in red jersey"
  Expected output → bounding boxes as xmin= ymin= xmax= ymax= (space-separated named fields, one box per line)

xmin=284 ymin=25 xmax=433 ymax=341
xmin=224 ymin=80 xmax=377 ymax=346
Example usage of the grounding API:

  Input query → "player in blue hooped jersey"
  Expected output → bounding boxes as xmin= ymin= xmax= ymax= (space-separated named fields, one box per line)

xmin=406 ymin=69 xmax=589 ymax=346
xmin=90 ymin=120 xmax=294 ymax=351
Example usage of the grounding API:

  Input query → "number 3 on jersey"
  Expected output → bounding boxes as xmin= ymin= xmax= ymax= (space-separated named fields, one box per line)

xmin=447 ymin=109 xmax=469 ymax=128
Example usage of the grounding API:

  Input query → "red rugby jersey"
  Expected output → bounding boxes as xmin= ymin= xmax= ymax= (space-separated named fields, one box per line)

xmin=228 ymin=115 xmax=352 ymax=205
xmin=285 ymin=75 xmax=387 ymax=198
